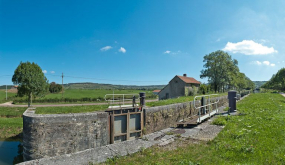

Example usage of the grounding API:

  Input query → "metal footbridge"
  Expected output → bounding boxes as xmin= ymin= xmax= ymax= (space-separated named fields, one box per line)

xmin=177 ymin=94 xmax=220 ymax=127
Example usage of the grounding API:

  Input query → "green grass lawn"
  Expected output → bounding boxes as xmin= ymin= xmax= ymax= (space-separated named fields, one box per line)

xmin=43 ymin=89 xmax=153 ymax=99
xmin=0 ymin=117 xmax=23 ymax=139
xmin=146 ymin=92 xmax=227 ymax=107
xmin=0 ymin=107 xmax=27 ymax=118
xmin=104 ymin=93 xmax=285 ymax=164
xmin=0 ymin=90 xmax=16 ymax=103
xmin=35 ymin=105 xmax=109 ymax=114
xmin=12 ymin=89 xmax=156 ymax=104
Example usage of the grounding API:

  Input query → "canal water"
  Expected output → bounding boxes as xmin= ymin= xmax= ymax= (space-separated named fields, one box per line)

xmin=0 ymin=140 xmax=23 ymax=165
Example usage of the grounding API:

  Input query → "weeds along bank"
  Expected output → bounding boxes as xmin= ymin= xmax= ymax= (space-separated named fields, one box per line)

xmin=21 ymin=95 xmax=228 ymax=161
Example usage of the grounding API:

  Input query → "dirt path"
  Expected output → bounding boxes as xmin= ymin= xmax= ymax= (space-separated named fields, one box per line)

xmin=0 ymin=99 xmax=158 ymax=107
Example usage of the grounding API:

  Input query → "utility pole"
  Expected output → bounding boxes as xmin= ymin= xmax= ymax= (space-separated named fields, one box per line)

xmin=62 ymin=73 xmax=64 ymax=99
xmin=6 ymin=85 xmax=7 ymax=100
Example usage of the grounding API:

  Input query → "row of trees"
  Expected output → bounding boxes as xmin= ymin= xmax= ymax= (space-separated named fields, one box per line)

xmin=200 ymin=50 xmax=255 ymax=93
xmin=261 ymin=68 xmax=285 ymax=90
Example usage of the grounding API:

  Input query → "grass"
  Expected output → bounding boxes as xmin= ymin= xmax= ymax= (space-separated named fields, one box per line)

xmin=0 ymin=107 xmax=27 ymax=118
xmin=43 ymin=89 xmax=153 ymax=99
xmin=102 ymin=93 xmax=285 ymax=164
xmin=146 ymin=92 xmax=227 ymax=107
xmin=12 ymin=89 xmax=156 ymax=104
xmin=0 ymin=90 xmax=16 ymax=103
xmin=35 ymin=105 xmax=109 ymax=114
xmin=0 ymin=117 xmax=23 ymax=139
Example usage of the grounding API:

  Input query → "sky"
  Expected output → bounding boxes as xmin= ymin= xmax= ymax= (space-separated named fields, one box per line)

xmin=1 ymin=0 xmax=285 ymax=86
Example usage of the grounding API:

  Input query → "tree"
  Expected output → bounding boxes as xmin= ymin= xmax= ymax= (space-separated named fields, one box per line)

xmin=49 ymin=82 xmax=62 ymax=93
xmin=262 ymin=68 xmax=285 ymax=91
xmin=12 ymin=62 xmax=49 ymax=107
xmin=200 ymin=50 xmax=239 ymax=93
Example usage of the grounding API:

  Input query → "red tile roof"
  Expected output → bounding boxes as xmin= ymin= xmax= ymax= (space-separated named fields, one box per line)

xmin=177 ymin=75 xmax=201 ymax=84
xmin=153 ymin=90 xmax=161 ymax=93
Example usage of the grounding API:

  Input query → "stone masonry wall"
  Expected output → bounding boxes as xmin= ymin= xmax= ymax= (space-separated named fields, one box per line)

xmin=22 ymin=109 xmax=109 ymax=161
xmin=144 ymin=96 xmax=228 ymax=134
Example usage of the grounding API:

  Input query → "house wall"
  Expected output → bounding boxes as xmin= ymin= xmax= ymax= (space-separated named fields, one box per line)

xmin=158 ymin=84 xmax=170 ymax=100
xmin=168 ymin=76 xmax=186 ymax=98
xmin=159 ymin=76 xmax=186 ymax=100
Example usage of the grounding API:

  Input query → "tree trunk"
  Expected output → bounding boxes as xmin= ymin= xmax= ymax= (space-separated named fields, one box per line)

xmin=28 ymin=92 xmax=31 ymax=107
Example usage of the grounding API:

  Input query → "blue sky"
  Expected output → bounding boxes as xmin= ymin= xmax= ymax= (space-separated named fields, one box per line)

xmin=0 ymin=0 xmax=285 ymax=85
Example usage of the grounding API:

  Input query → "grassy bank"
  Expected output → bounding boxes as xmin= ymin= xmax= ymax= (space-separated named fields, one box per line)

xmin=0 ymin=117 xmax=23 ymax=139
xmin=0 ymin=107 xmax=26 ymax=139
xmin=104 ymin=93 xmax=285 ymax=164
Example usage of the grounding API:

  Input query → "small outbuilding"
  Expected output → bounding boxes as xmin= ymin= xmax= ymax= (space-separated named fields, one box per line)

xmin=152 ymin=90 xmax=161 ymax=95
xmin=158 ymin=74 xmax=201 ymax=100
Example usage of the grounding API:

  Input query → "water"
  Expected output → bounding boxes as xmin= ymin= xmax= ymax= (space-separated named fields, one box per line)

xmin=0 ymin=140 xmax=23 ymax=165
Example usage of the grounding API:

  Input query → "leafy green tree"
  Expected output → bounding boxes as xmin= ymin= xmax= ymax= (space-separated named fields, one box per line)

xmin=262 ymin=68 xmax=285 ymax=91
xmin=49 ymin=82 xmax=63 ymax=93
xmin=12 ymin=62 xmax=49 ymax=107
xmin=200 ymin=50 xmax=239 ymax=93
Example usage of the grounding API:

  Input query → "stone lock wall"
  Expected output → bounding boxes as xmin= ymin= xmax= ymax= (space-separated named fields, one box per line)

xmin=22 ymin=109 xmax=109 ymax=161
xmin=22 ymin=95 xmax=228 ymax=162
xmin=144 ymin=96 xmax=228 ymax=134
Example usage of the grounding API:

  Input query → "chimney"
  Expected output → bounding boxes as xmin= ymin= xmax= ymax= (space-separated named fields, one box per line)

xmin=183 ymin=74 xmax=187 ymax=77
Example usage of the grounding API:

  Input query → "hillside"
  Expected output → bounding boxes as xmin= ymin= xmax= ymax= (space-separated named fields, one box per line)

xmin=63 ymin=82 xmax=165 ymax=90
xmin=253 ymin=81 xmax=267 ymax=89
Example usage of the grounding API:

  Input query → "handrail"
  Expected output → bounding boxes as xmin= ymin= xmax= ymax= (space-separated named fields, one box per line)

xmin=194 ymin=94 xmax=220 ymax=123
xmin=105 ymin=94 xmax=140 ymax=105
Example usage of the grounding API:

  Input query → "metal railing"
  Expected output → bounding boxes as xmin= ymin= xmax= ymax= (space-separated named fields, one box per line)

xmin=193 ymin=94 xmax=220 ymax=123
xmin=104 ymin=94 xmax=140 ymax=106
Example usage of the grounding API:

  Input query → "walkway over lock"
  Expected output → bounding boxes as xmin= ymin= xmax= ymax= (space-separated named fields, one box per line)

xmin=177 ymin=94 xmax=219 ymax=127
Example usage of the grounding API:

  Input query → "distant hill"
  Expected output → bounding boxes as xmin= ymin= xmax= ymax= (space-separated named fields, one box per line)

xmin=253 ymin=81 xmax=267 ymax=89
xmin=0 ymin=85 xmax=14 ymax=90
xmin=0 ymin=83 xmax=165 ymax=90
xmin=63 ymin=82 xmax=165 ymax=90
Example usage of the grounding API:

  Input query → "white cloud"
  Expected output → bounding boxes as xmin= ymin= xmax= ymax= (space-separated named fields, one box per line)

xmin=254 ymin=61 xmax=262 ymax=65
xmin=164 ymin=50 xmax=171 ymax=54
xmin=263 ymin=61 xmax=270 ymax=65
xmin=223 ymin=40 xmax=277 ymax=55
xmin=42 ymin=70 xmax=47 ymax=74
xmin=50 ymin=71 xmax=55 ymax=74
xmin=251 ymin=60 xmax=275 ymax=67
xmin=118 ymin=47 xmax=126 ymax=53
xmin=100 ymin=46 xmax=112 ymax=51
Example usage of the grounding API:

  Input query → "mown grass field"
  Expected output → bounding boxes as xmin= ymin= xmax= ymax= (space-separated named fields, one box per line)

xmin=104 ymin=93 xmax=285 ymax=164
xmin=11 ymin=89 xmax=156 ymax=104
xmin=0 ymin=90 xmax=16 ymax=103
xmin=42 ymin=89 xmax=154 ymax=99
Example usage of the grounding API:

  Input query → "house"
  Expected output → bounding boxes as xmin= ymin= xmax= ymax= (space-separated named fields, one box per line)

xmin=158 ymin=74 xmax=201 ymax=100
xmin=152 ymin=90 xmax=161 ymax=95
